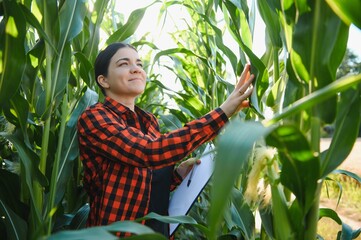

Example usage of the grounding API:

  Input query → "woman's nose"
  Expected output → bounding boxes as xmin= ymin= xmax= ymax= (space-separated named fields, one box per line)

xmin=130 ymin=64 xmax=142 ymax=73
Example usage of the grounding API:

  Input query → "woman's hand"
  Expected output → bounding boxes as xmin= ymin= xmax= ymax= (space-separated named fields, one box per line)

xmin=176 ymin=157 xmax=201 ymax=179
xmin=220 ymin=63 xmax=255 ymax=117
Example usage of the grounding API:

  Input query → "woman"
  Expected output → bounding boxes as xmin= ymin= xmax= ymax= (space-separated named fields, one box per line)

xmin=77 ymin=42 xmax=254 ymax=237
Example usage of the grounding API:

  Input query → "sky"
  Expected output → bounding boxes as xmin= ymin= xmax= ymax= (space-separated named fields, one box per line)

xmin=347 ymin=25 xmax=361 ymax=57
xmin=116 ymin=1 xmax=361 ymax=59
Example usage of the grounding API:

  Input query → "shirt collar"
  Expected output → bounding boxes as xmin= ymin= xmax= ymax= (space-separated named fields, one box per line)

xmin=103 ymin=96 xmax=153 ymax=122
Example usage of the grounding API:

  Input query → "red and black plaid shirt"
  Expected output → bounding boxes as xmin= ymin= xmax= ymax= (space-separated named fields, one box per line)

xmin=77 ymin=96 xmax=228 ymax=230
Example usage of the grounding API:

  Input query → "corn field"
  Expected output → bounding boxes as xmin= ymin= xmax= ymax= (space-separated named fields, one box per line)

xmin=0 ymin=0 xmax=361 ymax=239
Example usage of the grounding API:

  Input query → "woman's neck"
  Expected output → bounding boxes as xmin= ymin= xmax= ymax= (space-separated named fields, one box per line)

xmin=107 ymin=93 xmax=136 ymax=111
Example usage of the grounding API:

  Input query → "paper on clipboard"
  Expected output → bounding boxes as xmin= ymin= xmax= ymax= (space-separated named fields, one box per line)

xmin=168 ymin=144 xmax=215 ymax=236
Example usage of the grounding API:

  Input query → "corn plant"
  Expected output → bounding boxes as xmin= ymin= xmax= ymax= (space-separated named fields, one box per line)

xmin=147 ymin=0 xmax=361 ymax=239
xmin=0 ymin=0 xmax=154 ymax=239
xmin=207 ymin=0 xmax=361 ymax=239
xmin=147 ymin=1 xmax=361 ymax=239
xmin=2 ymin=0 xmax=361 ymax=239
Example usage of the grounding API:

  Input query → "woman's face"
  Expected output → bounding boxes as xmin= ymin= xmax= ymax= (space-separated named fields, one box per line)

xmin=102 ymin=47 xmax=146 ymax=97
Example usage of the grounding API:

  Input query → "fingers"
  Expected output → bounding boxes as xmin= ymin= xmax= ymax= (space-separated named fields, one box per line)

xmin=238 ymin=81 xmax=253 ymax=95
xmin=240 ymin=84 xmax=253 ymax=97
xmin=234 ymin=95 xmax=252 ymax=113
xmin=188 ymin=159 xmax=201 ymax=173
xmin=187 ymin=157 xmax=201 ymax=166
xmin=220 ymin=63 xmax=255 ymax=117
xmin=180 ymin=157 xmax=201 ymax=167
xmin=238 ymin=74 xmax=254 ymax=96
xmin=235 ymin=72 xmax=254 ymax=113
xmin=237 ymin=63 xmax=251 ymax=87
xmin=241 ymin=100 xmax=250 ymax=108
xmin=236 ymin=65 xmax=254 ymax=92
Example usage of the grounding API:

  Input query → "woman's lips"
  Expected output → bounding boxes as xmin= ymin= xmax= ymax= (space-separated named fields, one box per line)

xmin=129 ymin=78 xmax=143 ymax=81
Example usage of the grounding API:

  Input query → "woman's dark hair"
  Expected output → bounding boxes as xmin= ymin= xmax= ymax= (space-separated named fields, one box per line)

xmin=94 ymin=42 xmax=137 ymax=95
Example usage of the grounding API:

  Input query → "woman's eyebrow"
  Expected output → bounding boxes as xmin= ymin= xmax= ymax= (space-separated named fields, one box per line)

xmin=115 ymin=58 xmax=142 ymax=64
xmin=116 ymin=58 xmax=130 ymax=64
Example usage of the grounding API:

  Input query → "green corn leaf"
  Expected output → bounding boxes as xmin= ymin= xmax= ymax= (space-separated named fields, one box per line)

xmin=319 ymin=208 xmax=342 ymax=225
xmin=257 ymin=0 xmax=282 ymax=48
xmin=325 ymin=0 xmax=361 ymax=29
xmin=225 ymin=204 xmax=239 ymax=231
xmin=351 ymin=229 xmax=361 ymax=239
xmin=339 ymin=223 xmax=357 ymax=240
xmin=137 ymin=212 xmax=197 ymax=225
xmin=266 ymin=75 xmax=285 ymax=108
xmin=209 ymin=120 xmax=274 ymax=237
xmin=332 ymin=169 xmax=361 ymax=184
xmin=268 ymin=73 xmax=361 ymax=125
xmin=0 ymin=200 xmax=27 ymax=240
xmin=137 ymin=210 xmax=209 ymax=236
xmin=74 ymin=52 xmax=94 ymax=87
xmin=288 ymin=200 xmax=305 ymax=237
xmin=62 ymin=88 xmax=98 ymax=163
xmin=22 ymin=42 xmax=45 ymax=108
xmin=2 ymin=129 xmax=49 ymax=196
xmin=291 ymin=0 xmax=349 ymax=123
xmin=119 ymin=234 xmax=168 ymax=240
xmin=217 ymin=230 xmax=243 ymax=240
xmin=53 ymin=43 xmax=72 ymax=102
xmin=259 ymin=206 xmax=275 ymax=238
xmin=270 ymin=184 xmax=293 ymax=239
xmin=54 ymin=88 xmax=98 ymax=206
xmin=153 ymin=48 xmax=210 ymax=71
xmin=104 ymin=221 xmax=156 ymax=235
xmin=19 ymin=4 xmax=57 ymax=53
xmin=230 ymin=188 xmax=255 ymax=239
xmin=294 ymin=0 xmax=310 ymax=15
xmin=69 ymin=204 xmax=90 ymax=230
xmin=159 ymin=114 xmax=183 ymax=131
xmin=48 ymin=220 xmax=164 ymax=240
xmin=84 ymin=0 xmax=108 ymax=61
xmin=278 ymin=2 xmax=294 ymax=52
xmin=321 ymin=87 xmax=361 ymax=177
xmin=283 ymin=58 xmax=305 ymax=110
xmin=238 ymin=5 xmax=253 ymax=49
xmin=0 ymin=170 xmax=28 ymax=221
xmin=58 ymin=0 xmax=87 ymax=45
xmin=222 ymin=0 xmax=269 ymax=116
xmin=197 ymin=13 xmax=238 ymax=74
xmin=106 ymin=7 xmax=147 ymax=44
xmin=2 ymin=93 xmax=30 ymax=147
xmin=0 ymin=0 xmax=27 ymax=105
xmin=267 ymin=125 xmax=319 ymax=212
xmin=48 ymin=227 xmax=118 ymax=240
xmin=52 ymin=0 xmax=87 ymax=104
xmin=176 ymin=92 xmax=206 ymax=116
xmin=35 ymin=0 xmax=58 ymax=33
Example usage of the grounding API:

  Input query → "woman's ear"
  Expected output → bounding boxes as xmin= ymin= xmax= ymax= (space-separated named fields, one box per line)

xmin=97 ymin=75 xmax=109 ymax=89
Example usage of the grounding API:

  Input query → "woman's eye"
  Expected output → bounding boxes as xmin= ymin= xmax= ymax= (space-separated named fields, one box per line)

xmin=137 ymin=63 xmax=143 ymax=67
xmin=119 ymin=62 xmax=127 ymax=67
